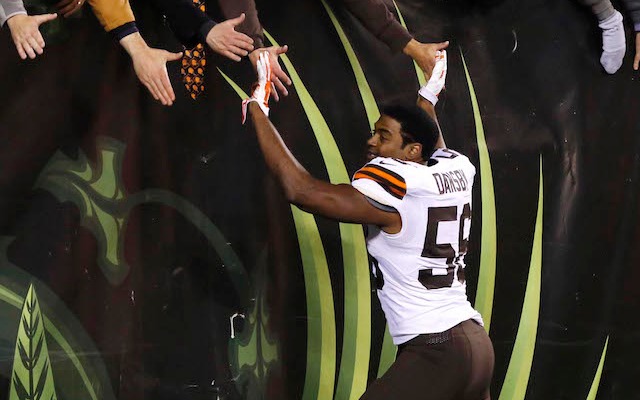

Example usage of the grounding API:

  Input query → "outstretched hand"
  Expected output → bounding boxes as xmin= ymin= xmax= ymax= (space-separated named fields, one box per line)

xmin=120 ymin=33 xmax=183 ymax=106
xmin=403 ymin=39 xmax=449 ymax=81
xmin=242 ymin=51 xmax=272 ymax=123
xmin=133 ymin=48 xmax=183 ymax=106
xmin=249 ymin=45 xmax=292 ymax=101
xmin=206 ymin=13 xmax=255 ymax=61
xmin=6 ymin=13 xmax=57 ymax=60
xmin=418 ymin=50 xmax=447 ymax=105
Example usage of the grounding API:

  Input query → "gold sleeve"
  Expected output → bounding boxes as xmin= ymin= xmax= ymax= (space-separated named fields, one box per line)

xmin=87 ymin=0 xmax=135 ymax=32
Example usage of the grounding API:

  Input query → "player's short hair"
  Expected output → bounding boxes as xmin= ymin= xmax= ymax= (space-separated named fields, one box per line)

xmin=379 ymin=103 xmax=439 ymax=159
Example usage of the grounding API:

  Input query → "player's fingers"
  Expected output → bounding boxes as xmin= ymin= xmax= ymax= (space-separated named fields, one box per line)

xmin=273 ymin=65 xmax=291 ymax=86
xmin=270 ymin=82 xmax=280 ymax=102
xmin=272 ymin=76 xmax=288 ymax=97
xmin=634 ymin=53 xmax=640 ymax=70
xmin=442 ymin=50 xmax=448 ymax=65
xmin=260 ymin=51 xmax=270 ymax=76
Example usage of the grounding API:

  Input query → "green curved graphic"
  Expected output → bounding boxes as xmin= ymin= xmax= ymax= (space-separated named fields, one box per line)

xmin=291 ymin=208 xmax=337 ymax=400
xmin=3 ymin=136 xmax=255 ymax=400
xmin=263 ymin=30 xmax=371 ymax=400
xmin=230 ymin=250 xmax=280 ymax=400
xmin=461 ymin=52 xmax=498 ymax=331
xmin=322 ymin=0 xmax=379 ymax=129
xmin=0 ymin=239 xmax=105 ymax=400
xmin=320 ymin=0 xmax=397 ymax=380
xmin=498 ymin=157 xmax=543 ymax=400
xmin=9 ymin=284 xmax=58 ymax=400
xmin=586 ymin=336 xmax=609 ymax=400
xmin=0 ymin=283 xmax=99 ymax=400
xmin=35 ymin=138 xmax=128 ymax=285
xmin=35 ymin=138 xmax=250 ymax=304
xmin=0 ymin=283 xmax=22 ymax=307
xmin=218 ymin=69 xmax=337 ymax=400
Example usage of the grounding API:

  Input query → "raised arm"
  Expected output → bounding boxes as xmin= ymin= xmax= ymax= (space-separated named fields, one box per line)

xmin=49 ymin=0 xmax=138 ymax=40
xmin=219 ymin=0 xmax=263 ymax=49
xmin=244 ymin=53 xmax=399 ymax=230
xmin=233 ymin=0 xmax=292 ymax=100
xmin=416 ymin=50 xmax=447 ymax=149
xmin=81 ymin=0 xmax=183 ymax=106
xmin=148 ymin=0 xmax=254 ymax=61
xmin=338 ymin=0 xmax=448 ymax=78
xmin=340 ymin=0 xmax=412 ymax=52
xmin=119 ymin=32 xmax=183 ymax=106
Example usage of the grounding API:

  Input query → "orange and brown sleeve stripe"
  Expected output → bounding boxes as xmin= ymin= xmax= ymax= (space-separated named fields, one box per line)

xmin=353 ymin=164 xmax=407 ymax=199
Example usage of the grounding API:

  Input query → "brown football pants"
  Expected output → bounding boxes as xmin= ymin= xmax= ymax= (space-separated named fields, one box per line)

xmin=361 ymin=319 xmax=494 ymax=400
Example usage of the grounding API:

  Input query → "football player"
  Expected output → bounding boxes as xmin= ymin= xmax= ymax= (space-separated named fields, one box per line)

xmin=243 ymin=51 xmax=494 ymax=400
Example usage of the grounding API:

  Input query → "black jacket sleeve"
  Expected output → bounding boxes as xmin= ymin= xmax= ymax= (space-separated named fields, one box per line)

xmin=150 ymin=0 xmax=213 ymax=47
xmin=339 ymin=0 xmax=413 ymax=52
xmin=150 ymin=0 xmax=264 ymax=49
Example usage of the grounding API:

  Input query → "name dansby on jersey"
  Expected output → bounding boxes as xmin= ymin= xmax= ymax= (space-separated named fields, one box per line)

xmin=351 ymin=148 xmax=484 ymax=345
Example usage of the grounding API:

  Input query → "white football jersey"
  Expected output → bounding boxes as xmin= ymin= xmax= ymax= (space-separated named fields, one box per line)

xmin=351 ymin=148 xmax=483 ymax=345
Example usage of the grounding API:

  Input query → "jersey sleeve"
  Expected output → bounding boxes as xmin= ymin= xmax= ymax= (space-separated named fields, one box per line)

xmin=351 ymin=158 xmax=407 ymax=209
xmin=87 ymin=0 xmax=137 ymax=38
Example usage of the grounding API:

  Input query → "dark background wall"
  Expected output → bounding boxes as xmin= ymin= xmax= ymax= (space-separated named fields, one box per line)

xmin=0 ymin=0 xmax=639 ymax=399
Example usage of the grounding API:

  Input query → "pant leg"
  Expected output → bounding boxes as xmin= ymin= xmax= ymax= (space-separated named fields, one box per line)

xmin=361 ymin=335 xmax=464 ymax=400
xmin=576 ymin=0 xmax=616 ymax=21
xmin=361 ymin=319 xmax=495 ymax=400
xmin=458 ymin=321 xmax=495 ymax=400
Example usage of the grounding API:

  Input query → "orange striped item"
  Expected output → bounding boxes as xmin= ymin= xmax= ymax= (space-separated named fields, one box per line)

xmin=353 ymin=164 xmax=407 ymax=199
xmin=181 ymin=0 xmax=206 ymax=100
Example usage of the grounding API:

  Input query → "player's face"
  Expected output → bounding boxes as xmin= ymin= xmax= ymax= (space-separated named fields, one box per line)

xmin=366 ymin=115 xmax=412 ymax=161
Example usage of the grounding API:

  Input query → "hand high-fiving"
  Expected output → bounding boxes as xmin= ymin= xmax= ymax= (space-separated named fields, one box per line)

xmin=403 ymin=39 xmax=449 ymax=82
xmin=418 ymin=50 xmax=447 ymax=105
xmin=132 ymin=47 xmax=184 ymax=106
xmin=206 ymin=13 xmax=255 ymax=62
xmin=242 ymin=51 xmax=272 ymax=123
xmin=120 ymin=32 xmax=183 ymax=106
xmin=249 ymin=45 xmax=292 ymax=101
xmin=6 ymin=13 xmax=58 ymax=60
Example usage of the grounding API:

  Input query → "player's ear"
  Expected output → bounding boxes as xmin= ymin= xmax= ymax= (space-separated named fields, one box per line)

xmin=407 ymin=143 xmax=422 ymax=161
